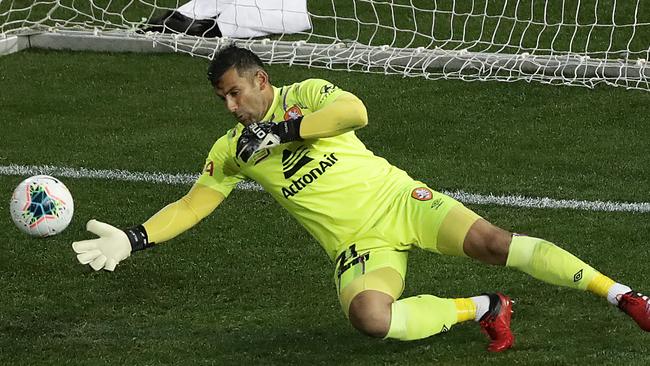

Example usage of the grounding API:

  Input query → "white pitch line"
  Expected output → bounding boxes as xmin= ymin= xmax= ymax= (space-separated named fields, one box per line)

xmin=1 ymin=164 xmax=648 ymax=213
xmin=443 ymin=190 xmax=650 ymax=213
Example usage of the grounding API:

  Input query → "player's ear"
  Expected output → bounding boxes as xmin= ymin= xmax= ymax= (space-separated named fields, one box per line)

xmin=255 ymin=69 xmax=270 ymax=90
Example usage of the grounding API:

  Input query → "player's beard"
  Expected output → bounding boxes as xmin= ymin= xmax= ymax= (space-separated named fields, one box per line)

xmin=235 ymin=105 xmax=265 ymax=125
xmin=234 ymin=112 xmax=256 ymax=125
xmin=235 ymin=93 xmax=268 ymax=125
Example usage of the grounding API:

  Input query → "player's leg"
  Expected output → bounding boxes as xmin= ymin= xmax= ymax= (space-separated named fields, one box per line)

xmin=460 ymin=215 xmax=621 ymax=297
xmin=335 ymin=247 xmax=404 ymax=337
xmin=382 ymin=188 xmax=513 ymax=350
xmin=335 ymin=245 xmax=513 ymax=351
xmin=449 ymin=204 xmax=650 ymax=331
xmin=403 ymin=184 xmax=649 ymax=332
xmin=346 ymin=287 xmax=513 ymax=351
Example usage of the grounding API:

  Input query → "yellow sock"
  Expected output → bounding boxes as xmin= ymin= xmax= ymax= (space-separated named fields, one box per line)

xmin=385 ymin=295 xmax=458 ymax=341
xmin=587 ymin=273 xmax=616 ymax=298
xmin=506 ymin=235 xmax=599 ymax=290
xmin=454 ymin=298 xmax=477 ymax=322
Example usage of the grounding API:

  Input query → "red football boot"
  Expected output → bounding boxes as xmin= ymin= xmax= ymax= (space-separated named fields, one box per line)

xmin=479 ymin=293 xmax=514 ymax=352
xmin=618 ymin=291 xmax=650 ymax=331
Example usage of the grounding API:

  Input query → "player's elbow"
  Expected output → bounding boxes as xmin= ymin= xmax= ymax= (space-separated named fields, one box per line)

xmin=356 ymin=100 xmax=368 ymax=128
xmin=347 ymin=95 xmax=368 ymax=129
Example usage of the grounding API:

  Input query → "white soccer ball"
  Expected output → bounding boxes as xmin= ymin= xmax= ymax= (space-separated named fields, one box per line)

xmin=10 ymin=175 xmax=74 ymax=237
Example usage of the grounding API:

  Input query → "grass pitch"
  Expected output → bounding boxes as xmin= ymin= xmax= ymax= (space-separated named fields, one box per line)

xmin=0 ymin=49 xmax=649 ymax=365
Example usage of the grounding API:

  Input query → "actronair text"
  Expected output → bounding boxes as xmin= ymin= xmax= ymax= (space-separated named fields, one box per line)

xmin=282 ymin=153 xmax=338 ymax=199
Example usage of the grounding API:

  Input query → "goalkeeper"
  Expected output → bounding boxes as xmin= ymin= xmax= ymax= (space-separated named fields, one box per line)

xmin=72 ymin=45 xmax=650 ymax=352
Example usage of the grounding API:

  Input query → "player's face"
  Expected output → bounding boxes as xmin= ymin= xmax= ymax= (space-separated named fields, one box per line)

xmin=215 ymin=67 xmax=270 ymax=126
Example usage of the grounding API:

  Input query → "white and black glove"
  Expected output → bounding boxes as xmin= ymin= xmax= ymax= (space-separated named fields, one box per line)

xmin=72 ymin=219 xmax=153 ymax=271
xmin=236 ymin=117 xmax=303 ymax=163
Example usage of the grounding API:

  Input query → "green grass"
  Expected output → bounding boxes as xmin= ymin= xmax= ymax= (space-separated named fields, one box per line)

xmin=1 ymin=49 xmax=649 ymax=365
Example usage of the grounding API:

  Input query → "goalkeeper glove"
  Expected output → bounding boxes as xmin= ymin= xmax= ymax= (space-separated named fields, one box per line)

xmin=236 ymin=117 xmax=303 ymax=162
xmin=72 ymin=219 xmax=153 ymax=271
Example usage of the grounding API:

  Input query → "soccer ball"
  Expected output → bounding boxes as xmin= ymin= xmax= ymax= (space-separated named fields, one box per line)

xmin=10 ymin=175 xmax=74 ymax=237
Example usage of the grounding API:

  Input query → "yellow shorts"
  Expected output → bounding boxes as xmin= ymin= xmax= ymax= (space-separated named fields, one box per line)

xmin=334 ymin=182 xmax=481 ymax=315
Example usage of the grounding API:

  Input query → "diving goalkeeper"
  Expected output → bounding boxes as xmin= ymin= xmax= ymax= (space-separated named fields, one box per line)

xmin=72 ymin=45 xmax=650 ymax=352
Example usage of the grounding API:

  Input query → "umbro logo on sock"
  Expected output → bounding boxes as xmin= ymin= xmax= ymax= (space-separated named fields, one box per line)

xmin=573 ymin=269 xmax=583 ymax=282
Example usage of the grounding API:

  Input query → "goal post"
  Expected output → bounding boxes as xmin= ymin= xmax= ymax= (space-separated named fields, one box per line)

xmin=1 ymin=0 xmax=649 ymax=90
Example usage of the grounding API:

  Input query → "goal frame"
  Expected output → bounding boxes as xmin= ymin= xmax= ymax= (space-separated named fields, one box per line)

xmin=2 ymin=28 xmax=649 ymax=89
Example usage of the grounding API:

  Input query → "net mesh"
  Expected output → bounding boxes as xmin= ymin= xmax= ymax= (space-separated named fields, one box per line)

xmin=1 ymin=0 xmax=649 ymax=90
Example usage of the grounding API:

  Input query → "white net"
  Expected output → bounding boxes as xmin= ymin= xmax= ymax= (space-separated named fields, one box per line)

xmin=1 ymin=0 xmax=649 ymax=90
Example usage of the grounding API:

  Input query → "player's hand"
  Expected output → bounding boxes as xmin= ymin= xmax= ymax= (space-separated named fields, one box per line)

xmin=236 ymin=118 xmax=303 ymax=162
xmin=72 ymin=219 xmax=131 ymax=271
xmin=236 ymin=122 xmax=281 ymax=162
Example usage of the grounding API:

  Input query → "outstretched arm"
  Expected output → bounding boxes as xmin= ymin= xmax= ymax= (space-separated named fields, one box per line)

xmin=72 ymin=183 xmax=224 ymax=271
xmin=143 ymin=183 xmax=224 ymax=243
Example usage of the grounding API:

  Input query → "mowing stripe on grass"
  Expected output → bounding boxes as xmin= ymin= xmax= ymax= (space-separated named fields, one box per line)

xmin=1 ymin=164 xmax=648 ymax=213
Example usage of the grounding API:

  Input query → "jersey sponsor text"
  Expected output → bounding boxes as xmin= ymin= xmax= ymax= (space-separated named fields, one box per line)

xmin=282 ymin=153 xmax=339 ymax=199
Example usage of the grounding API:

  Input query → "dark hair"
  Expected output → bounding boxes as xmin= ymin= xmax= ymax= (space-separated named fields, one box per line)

xmin=207 ymin=45 xmax=267 ymax=86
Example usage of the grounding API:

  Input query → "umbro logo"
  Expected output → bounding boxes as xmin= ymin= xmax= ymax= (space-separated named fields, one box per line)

xmin=573 ymin=269 xmax=583 ymax=282
xmin=320 ymin=84 xmax=337 ymax=95
xmin=282 ymin=146 xmax=313 ymax=179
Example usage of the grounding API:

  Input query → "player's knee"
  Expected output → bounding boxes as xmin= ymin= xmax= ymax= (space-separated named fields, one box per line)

xmin=464 ymin=219 xmax=512 ymax=265
xmin=485 ymin=226 xmax=512 ymax=259
xmin=348 ymin=291 xmax=393 ymax=338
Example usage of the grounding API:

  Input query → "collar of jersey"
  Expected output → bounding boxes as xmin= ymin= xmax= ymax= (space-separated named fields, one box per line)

xmin=260 ymin=86 xmax=281 ymax=122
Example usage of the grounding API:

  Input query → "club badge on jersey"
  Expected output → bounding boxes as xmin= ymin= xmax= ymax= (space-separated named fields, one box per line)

xmin=284 ymin=105 xmax=303 ymax=120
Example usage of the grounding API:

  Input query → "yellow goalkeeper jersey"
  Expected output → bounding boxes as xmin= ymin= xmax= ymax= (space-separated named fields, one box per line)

xmin=197 ymin=79 xmax=414 ymax=260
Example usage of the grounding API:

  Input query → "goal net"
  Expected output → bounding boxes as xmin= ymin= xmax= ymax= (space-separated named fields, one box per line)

xmin=1 ymin=0 xmax=649 ymax=90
